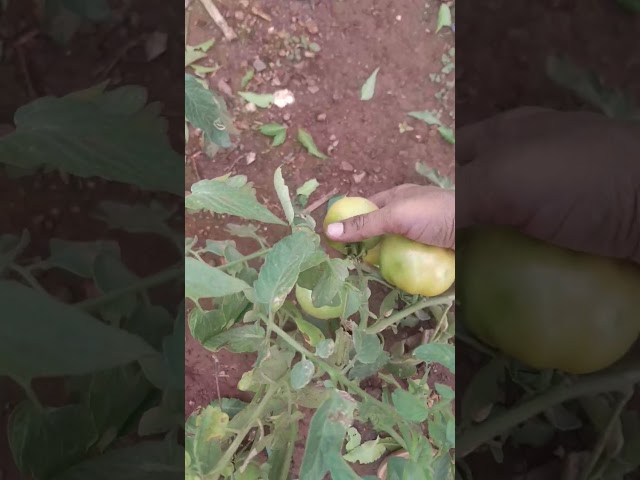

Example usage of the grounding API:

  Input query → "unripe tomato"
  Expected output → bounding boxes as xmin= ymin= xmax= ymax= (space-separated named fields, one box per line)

xmin=323 ymin=196 xmax=381 ymax=255
xmin=379 ymin=235 xmax=455 ymax=297
xmin=363 ymin=243 xmax=381 ymax=267
xmin=295 ymin=284 xmax=346 ymax=320
xmin=458 ymin=227 xmax=640 ymax=374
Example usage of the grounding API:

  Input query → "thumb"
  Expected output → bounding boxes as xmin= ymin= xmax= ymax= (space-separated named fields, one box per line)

xmin=325 ymin=209 xmax=390 ymax=243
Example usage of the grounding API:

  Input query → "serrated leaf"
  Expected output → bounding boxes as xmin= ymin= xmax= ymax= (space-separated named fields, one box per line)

xmin=436 ymin=4 xmax=452 ymax=32
xmin=201 ymin=324 xmax=265 ymax=353
xmin=0 ymin=87 xmax=182 ymax=195
xmin=354 ymin=330 xmax=383 ymax=364
xmin=392 ymin=389 xmax=429 ymax=423
xmin=343 ymin=437 xmax=386 ymax=464
xmin=254 ymin=230 xmax=325 ymax=314
xmin=413 ymin=343 xmax=455 ymax=373
xmin=300 ymin=389 xmax=358 ymax=479
xmin=0 ymin=281 xmax=155 ymax=383
xmin=296 ymin=178 xmax=320 ymax=198
xmin=297 ymin=128 xmax=329 ymax=160
xmin=345 ymin=427 xmax=362 ymax=451
xmin=274 ymin=166 xmax=295 ymax=225
xmin=438 ymin=126 xmax=455 ymax=144
xmin=360 ymin=67 xmax=380 ymax=101
xmin=185 ymin=74 xmax=233 ymax=148
xmin=9 ymin=401 xmax=98 ymax=480
xmin=185 ymin=257 xmax=249 ymax=302
xmin=408 ymin=110 xmax=441 ymax=125
xmin=238 ymin=91 xmax=274 ymax=108
xmin=291 ymin=359 xmax=315 ymax=390
xmin=187 ymin=176 xmax=285 ymax=225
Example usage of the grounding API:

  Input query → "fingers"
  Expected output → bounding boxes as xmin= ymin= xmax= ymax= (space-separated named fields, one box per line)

xmin=367 ymin=184 xmax=418 ymax=207
xmin=325 ymin=208 xmax=393 ymax=243
xmin=456 ymin=107 xmax=552 ymax=165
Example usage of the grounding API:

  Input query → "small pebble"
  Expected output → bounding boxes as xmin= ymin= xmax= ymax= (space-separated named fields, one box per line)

xmin=235 ymin=11 xmax=244 ymax=20
xmin=316 ymin=113 xmax=327 ymax=121
xmin=253 ymin=58 xmax=267 ymax=72
xmin=340 ymin=161 xmax=354 ymax=171
xmin=308 ymin=85 xmax=320 ymax=94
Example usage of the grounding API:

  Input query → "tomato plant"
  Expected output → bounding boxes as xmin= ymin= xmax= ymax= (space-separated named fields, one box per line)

xmin=184 ymin=168 xmax=456 ymax=480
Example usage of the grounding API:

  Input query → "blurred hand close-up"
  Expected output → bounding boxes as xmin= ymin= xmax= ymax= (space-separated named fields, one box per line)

xmin=457 ymin=107 xmax=640 ymax=265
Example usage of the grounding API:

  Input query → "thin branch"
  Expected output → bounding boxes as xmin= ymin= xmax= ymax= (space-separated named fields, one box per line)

xmin=199 ymin=0 xmax=237 ymax=41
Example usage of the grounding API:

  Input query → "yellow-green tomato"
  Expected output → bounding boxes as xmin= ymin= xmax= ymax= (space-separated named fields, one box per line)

xmin=363 ymin=242 xmax=382 ymax=267
xmin=379 ymin=235 xmax=455 ymax=297
xmin=295 ymin=284 xmax=346 ymax=320
xmin=323 ymin=196 xmax=381 ymax=254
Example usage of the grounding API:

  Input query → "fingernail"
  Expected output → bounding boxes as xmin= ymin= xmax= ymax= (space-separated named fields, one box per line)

xmin=327 ymin=222 xmax=344 ymax=238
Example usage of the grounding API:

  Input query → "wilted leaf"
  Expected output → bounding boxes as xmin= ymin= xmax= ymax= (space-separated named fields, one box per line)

xmin=316 ymin=339 xmax=335 ymax=358
xmin=408 ymin=110 xmax=441 ymax=125
xmin=360 ymin=67 xmax=380 ymax=101
xmin=354 ymin=330 xmax=383 ymax=364
xmin=438 ymin=126 xmax=455 ymax=144
xmin=184 ymin=407 xmax=227 ymax=477
xmin=436 ymin=4 xmax=452 ymax=32
xmin=343 ymin=437 xmax=386 ymax=464
xmin=239 ymin=91 xmax=274 ymax=108
xmin=297 ymin=128 xmax=329 ymax=160
xmin=296 ymin=178 xmax=320 ymax=198
xmin=274 ymin=166 xmax=295 ymax=225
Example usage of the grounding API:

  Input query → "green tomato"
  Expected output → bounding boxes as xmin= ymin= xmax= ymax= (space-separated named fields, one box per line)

xmin=458 ymin=226 xmax=640 ymax=374
xmin=295 ymin=284 xmax=346 ymax=320
xmin=323 ymin=196 xmax=381 ymax=255
xmin=379 ymin=234 xmax=455 ymax=297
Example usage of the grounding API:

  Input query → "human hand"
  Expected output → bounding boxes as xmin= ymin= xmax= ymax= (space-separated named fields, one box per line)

xmin=324 ymin=184 xmax=455 ymax=249
xmin=457 ymin=107 xmax=640 ymax=265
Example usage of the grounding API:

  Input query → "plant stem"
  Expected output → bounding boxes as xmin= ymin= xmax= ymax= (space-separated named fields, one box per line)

xmin=269 ymin=322 xmax=408 ymax=449
xmin=217 ymin=248 xmax=271 ymax=271
xmin=365 ymin=294 xmax=455 ymax=334
xmin=579 ymin=388 xmax=633 ymax=480
xmin=457 ymin=363 xmax=640 ymax=458
xmin=211 ymin=383 xmax=279 ymax=480
xmin=74 ymin=265 xmax=182 ymax=312
xmin=431 ymin=302 xmax=453 ymax=342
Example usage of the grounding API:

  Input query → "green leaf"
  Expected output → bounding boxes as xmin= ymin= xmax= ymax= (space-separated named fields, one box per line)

xmin=343 ymin=437 xmax=386 ymax=464
xmin=254 ymin=230 xmax=325 ymax=313
xmin=328 ymin=457 xmax=362 ymax=480
xmin=348 ymin=351 xmax=390 ymax=381
xmin=360 ymin=67 xmax=380 ymax=101
xmin=438 ymin=126 xmax=455 ymax=144
xmin=208 ymin=398 xmax=248 ymax=419
xmin=435 ymin=383 xmax=455 ymax=401
xmin=296 ymin=178 xmax=320 ymax=198
xmin=0 ymin=87 xmax=182 ymax=195
xmin=274 ymin=166 xmax=295 ymax=225
xmin=185 ymin=406 xmax=227 ymax=477
xmin=415 ymin=162 xmax=453 ymax=189
xmin=316 ymin=339 xmax=335 ymax=358
xmin=240 ymin=68 xmax=255 ymax=88
xmin=9 ymin=401 xmax=98 ymax=479
xmin=191 ymin=64 xmax=220 ymax=77
xmin=297 ymin=128 xmax=329 ymax=160
xmin=413 ymin=343 xmax=455 ymax=373
xmin=408 ymin=110 xmax=441 ymax=125
xmin=259 ymin=123 xmax=286 ymax=136
xmin=510 ymin=418 xmax=556 ymax=448
xmin=300 ymin=389 xmax=358 ymax=479
xmin=392 ymin=389 xmax=429 ymax=423
xmin=94 ymin=201 xmax=178 ymax=244
xmin=256 ymin=346 xmax=295 ymax=383
xmin=185 ymin=74 xmax=233 ymax=148
xmin=294 ymin=316 xmax=326 ymax=347
xmin=184 ymin=257 xmax=249 ymax=302
xmin=354 ymin=330 xmax=383 ymax=364
xmin=291 ymin=359 xmax=315 ymax=390
xmin=345 ymin=427 xmax=362 ymax=451
xmin=186 ymin=176 xmax=286 ymax=225
xmin=436 ymin=4 xmax=452 ymax=32
xmin=202 ymin=324 xmax=265 ymax=353
xmin=0 ymin=281 xmax=155 ymax=382
xmin=225 ymin=224 xmax=266 ymax=245
xmin=272 ymin=129 xmax=287 ymax=147
xmin=238 ymin=91 xmax=274 ymax=108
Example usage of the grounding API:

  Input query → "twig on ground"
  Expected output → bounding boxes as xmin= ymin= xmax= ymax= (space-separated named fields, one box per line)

xmin=304 ymin=187 xmax=339 ymax=214
xmin=199 ymin=0 xmax=237 ymax=41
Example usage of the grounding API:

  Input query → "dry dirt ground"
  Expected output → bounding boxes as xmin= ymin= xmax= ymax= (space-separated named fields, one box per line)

xmin=184 ymin=0 xmax=456 ymax=476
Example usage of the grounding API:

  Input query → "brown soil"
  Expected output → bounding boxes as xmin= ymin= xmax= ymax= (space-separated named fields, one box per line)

xmin=185 ymin=0 xmax=455 ymax=476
